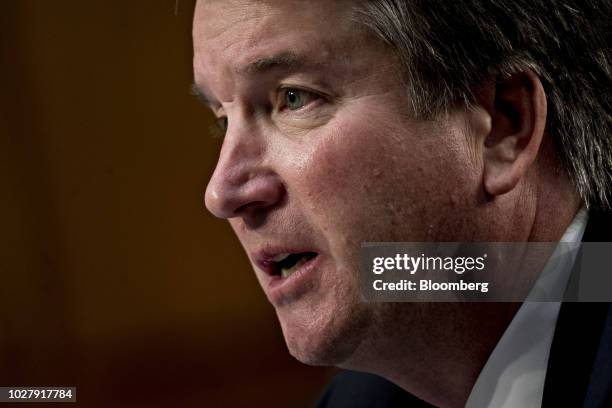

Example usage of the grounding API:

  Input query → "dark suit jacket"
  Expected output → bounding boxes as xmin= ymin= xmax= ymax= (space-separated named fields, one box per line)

xmin=317 ymin=209 xmax=612 ymax=408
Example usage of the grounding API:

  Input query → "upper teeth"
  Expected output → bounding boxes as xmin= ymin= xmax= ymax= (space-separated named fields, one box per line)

xmin=273 ymin=253 xmax=291 ymax=262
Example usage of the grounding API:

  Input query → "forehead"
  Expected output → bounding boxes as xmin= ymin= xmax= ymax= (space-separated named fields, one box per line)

xmin=192 ymin=0 xmax=367 ymax=91
xmin=193 ymin=0 xmax=356 ymax=45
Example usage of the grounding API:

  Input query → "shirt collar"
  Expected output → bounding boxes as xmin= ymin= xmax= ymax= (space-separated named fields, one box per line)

xmin=465 ymin=208 xmax=588 ymax=408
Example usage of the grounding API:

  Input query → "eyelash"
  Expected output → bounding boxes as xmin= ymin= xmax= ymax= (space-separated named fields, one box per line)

xmin=276 ymin=86 xmax=325 ymax=113
xmin=208 ymin=116 xmax=227 ymax=139
xmin=218 ymin=116 xmax=228 ymax=131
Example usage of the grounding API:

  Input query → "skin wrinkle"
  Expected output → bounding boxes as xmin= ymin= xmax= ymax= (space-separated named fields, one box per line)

xmin=194 ymin=1 xmax=581 ymax=407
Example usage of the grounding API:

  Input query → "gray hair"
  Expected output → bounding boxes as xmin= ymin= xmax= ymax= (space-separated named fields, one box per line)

xmin=352 ymin=0 xmax=612 ymax=210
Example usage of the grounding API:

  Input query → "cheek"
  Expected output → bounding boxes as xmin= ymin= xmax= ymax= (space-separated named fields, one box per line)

xmin=294 ymin=116 xmax=421 ymax=235
xmin=287 ymin=113 xmax=479 ymax=244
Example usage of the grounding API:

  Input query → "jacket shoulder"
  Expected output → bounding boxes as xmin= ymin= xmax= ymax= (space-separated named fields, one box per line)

xmin=317 ymin=371 xmax=433 ymax=408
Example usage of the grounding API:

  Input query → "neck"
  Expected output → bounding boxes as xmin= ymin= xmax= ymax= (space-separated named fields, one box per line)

xmin=342 ymin=301 xmax=520 ymax=407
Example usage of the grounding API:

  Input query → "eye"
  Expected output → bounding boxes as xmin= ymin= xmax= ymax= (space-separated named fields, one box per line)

xmin=278 ymin=88 xmax=320 ymax=111
xmin=217 ymin=116 xmax=228 ymax=132
xmin=209 ymin=116 xmax=228 ymax=139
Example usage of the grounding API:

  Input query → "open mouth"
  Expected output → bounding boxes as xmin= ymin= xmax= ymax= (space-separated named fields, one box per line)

xmin=270 ymin=252 xmax=318 ymax=278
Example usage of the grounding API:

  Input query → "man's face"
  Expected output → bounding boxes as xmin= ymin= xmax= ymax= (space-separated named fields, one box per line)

xmin=194 ymin=0 xmax=485 ymax=365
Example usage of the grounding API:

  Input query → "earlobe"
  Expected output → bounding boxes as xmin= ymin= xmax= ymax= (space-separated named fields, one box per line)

xmin=482 ymin=70 xmax=547 ymax=197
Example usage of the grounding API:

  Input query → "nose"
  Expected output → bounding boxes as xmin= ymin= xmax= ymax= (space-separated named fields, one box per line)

xmin=205 ymin=120 xmax=285 ymax=221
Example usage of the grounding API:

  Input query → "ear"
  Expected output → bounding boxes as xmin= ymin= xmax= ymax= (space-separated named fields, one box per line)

xmin=481 ymin=69 xmax=547 ymax=196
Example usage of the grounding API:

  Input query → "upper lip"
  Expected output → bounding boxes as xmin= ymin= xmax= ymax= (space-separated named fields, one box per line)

xmin=253 ymin=247 xmax=319 ymax=276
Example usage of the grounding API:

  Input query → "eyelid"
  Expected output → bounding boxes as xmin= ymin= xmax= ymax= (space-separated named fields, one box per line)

xmin=212 ymin=105 xmax=226 ymax=118
xmin=212 ymin=104 xmax=228 ymax=125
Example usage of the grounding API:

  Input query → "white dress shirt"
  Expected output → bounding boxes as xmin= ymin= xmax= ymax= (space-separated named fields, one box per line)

xmin=465 ymin=208 xmax=588 ymax=408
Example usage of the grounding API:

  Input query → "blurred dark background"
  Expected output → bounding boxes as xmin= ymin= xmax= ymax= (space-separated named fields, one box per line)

xmin=0 ymin=1 xmax=333 ymax=406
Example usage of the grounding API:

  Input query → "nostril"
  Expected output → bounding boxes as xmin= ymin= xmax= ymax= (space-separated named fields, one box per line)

xmin=235 ymin=200 xmax=272 ymax=215
xmin=235 ymin=202 xmax=275 ymax=229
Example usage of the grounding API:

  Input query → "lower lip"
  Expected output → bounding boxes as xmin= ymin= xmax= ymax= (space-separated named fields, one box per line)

xmin=266 ymin=254 xmax=323 ymax=305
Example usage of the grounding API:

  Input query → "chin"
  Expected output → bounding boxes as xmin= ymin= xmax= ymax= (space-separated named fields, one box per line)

xmin=275 ymin=293 xmax=372 ymax=366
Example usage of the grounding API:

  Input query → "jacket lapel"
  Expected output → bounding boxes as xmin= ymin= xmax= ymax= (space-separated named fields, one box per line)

xmin=542 ymin=209 xmax=612 ymax=408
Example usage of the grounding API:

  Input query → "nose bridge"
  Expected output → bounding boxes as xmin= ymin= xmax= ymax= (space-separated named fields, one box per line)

xmin=205 ymin=113 xmax=283 ymax=219
xmin=216 ymin=115 xmax=263 ymax=185
xmin=207 ymin=111 xmax=262 ymax=194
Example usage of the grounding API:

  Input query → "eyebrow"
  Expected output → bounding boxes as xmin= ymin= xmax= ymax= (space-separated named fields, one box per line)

xmin=239 ymin=51 xmax=305 ymax=76
xmin=191 ymin=51 xmax=322 ymax=107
